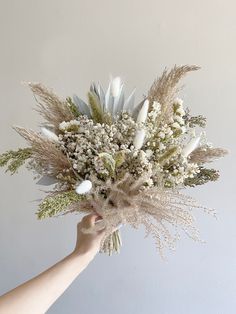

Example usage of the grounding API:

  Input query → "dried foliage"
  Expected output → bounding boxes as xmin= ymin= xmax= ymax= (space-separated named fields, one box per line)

xmin=28 ymin=83 xmax=75 ymax=132
xmin=189 ymin=147 xmax=229 ymax=164
xmin=187 ymin=114 xmax=207 ymax=128
xmin=37 ymin=190 xmax=84 ymax=219
xmin=147 ymin=65 xmax=200 ymax=124
xmin=66 ymin=97 xmax=81 ymax=118
xmin=184 ymin=167 xmax=220 ymax=187
xmin=100 ymin=230 xmax=122 ymax=255
xmin=73 ymin=172 xmax=214 ymax=256
xmin=87 ymin=91 xmax=112 ymax=124
xmin=0 ymin=148 xmax=32 ymax=174
xmin=13 ymin=126 xmax=75 ymax=182
xmin=0 ymin=70 xmax=228 ymax=257
xmin=87 ymin=91 xmax=104 ymax=123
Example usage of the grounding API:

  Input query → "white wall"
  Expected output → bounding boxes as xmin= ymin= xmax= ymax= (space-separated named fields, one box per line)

xmin=0 ymin=1 xmax=236 ymax=313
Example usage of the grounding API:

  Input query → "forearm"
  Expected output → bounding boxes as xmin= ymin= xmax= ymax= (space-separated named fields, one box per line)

xmin=0 ymin=251 xmax=94 ymax=314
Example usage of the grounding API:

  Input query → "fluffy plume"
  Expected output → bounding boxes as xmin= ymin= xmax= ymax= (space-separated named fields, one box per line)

xmin=72 ymin=172 xmax=215 ymax=256
xmin=189 ymin=147 xmax=229 ymax=164
xmin=27 ymin=83 xmax=75 ymax=132
xmin=0 ymin=69 xmax=227 ymax=257
xmin=13 ymin=126 xmax=75 ymax=182
xmin=147 ymin=65 xmax=200 ymax=124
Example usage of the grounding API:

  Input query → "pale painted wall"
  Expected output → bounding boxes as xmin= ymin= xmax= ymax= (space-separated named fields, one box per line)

xmin=0 ymin=1 xmax=236 ymax=313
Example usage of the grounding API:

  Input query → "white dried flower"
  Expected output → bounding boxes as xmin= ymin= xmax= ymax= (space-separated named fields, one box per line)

xmin=133 ymin=100 xmax=149 ymax=150
xmin=41 ymin=127 xmax=59 ymax=142
xmin=133 ymin=129 xmax=146 ymax=150
xmin=111 ymin=77 xmax=121 ymax=97
xmin=176 ymin=107 xmax=185 ymax=116
xmin=59 ymin=120 xmax=80 ymax=131
xmin=182 ymin=136 xmax=201 ymax=157
xmin=174 ymin=98 xmax=183 ymax=106
xmin=158 ymin=131 xmax=165 ymax=139
xmin=146 ymin=149 xmax=153 ymax=158
xmin=153 ymin=101 xmax=161 ymax=112
xmin=76 ymin=180 xmax=92 ymax=194
xmin=172 ymin=122 xmax=181 ymax=129
xmin=175 ymin=115 xmax=184 ymax=125
xmin=136 ymin=100 xmax=149 ymax=123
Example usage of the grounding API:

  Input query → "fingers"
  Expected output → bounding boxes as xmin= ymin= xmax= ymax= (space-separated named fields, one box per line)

xmin=80 ymin=213 xmax=101 ymax=228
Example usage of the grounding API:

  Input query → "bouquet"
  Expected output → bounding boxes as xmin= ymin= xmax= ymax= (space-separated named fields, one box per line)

xmin=0 ymin=65 xmax=228 ymax=256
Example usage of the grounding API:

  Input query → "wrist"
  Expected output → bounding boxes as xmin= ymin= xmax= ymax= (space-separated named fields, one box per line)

xmin=70 ymin=248 xmax=96 ymax=265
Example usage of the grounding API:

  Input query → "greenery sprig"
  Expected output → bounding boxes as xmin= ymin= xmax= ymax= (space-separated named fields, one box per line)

xmin=0 ymin=148 xmax=32 ymax=174
xmin=184 ymin=167 xmax=219 ymax=187
xmin=37 ymin=190 xmax=84 ymax=219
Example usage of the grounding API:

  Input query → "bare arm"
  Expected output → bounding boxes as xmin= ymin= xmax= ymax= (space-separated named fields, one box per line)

xmin=0 ymin=214 xmax=104 ymax=314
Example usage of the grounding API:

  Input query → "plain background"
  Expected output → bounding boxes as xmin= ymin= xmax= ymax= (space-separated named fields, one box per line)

xmin=0 ymin=1 xmax=236 ymax=313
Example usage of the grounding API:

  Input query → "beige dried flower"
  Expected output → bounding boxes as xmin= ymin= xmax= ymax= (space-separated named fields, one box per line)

xmin=147 ymin=65 xmax=200 ymax=124
xmin=13 ymin=126 xmax=76 ymax=182
xmin=73 ymin=172 xmax=215 ymax=256
xmin=27 ymin=83 xmax=75 ymax=132
xmin=189 ymin=147 xmax=229 ymax=164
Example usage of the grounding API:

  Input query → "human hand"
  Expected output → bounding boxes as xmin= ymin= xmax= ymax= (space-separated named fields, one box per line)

xmin=73 ymin=214 xmax=105 ymax=259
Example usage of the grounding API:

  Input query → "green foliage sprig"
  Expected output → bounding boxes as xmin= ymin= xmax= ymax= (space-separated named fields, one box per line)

xmin=184 ymin=167 xmax=219 ymax=187
xmin=88 ymin=91 xmax=104 ymax=123
xmin=188 ymin=115 xmax=207 ymax=128
xmin=87 ymin=92 xmax=112 ymax=124
xmin=66 ymin=97 xmax=81 ymax=118
xmin=0 ymin=148 xmax=32 ymax=174
xmin=37 ymin=190 xmax=84 ymax=219
xmin=157 ymin=146 xmax=179 ymax=165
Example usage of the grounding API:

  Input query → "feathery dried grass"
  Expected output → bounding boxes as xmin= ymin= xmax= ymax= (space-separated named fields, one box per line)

xmin=67 ymin=172 xmax=214 ymax=256
xmin=189 ymin=147 xmax=228 ymax=164
xmin=148 ymin=65 xmax=200 ymax=124
xmin=13 ymin=126 xmax=76 ymax=181
xmin=27 ymin=83 xmax=75 ymax=132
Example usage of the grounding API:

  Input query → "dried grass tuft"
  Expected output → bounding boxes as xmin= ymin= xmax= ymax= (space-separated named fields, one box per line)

xmin=67 ymin=172 xmax=215 ymax=256
xmin=27 ymin=83 xmax=75 ymax=132
xmin=13 ymin=126 xmax=75 ymax=180
xmin=147 ymin=65 xmax=200 ymax=124
xmin=189 ymin=147 xmax=229 ymax=164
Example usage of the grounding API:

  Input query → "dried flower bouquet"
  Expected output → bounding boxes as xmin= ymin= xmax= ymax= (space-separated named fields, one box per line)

xmin=0 ymin=65 xmax=228 ymax=256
